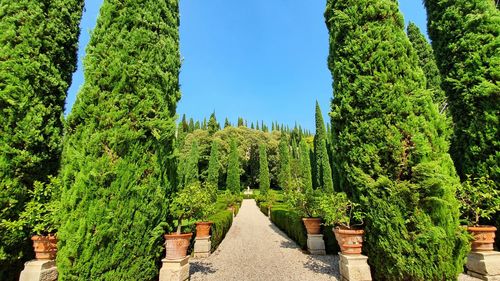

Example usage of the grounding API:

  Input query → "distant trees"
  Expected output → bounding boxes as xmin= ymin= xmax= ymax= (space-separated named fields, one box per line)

xmin=325 ymin=0 xmax=467 ymax=279
xmin=56 ymin=0 xmax=181 ymax=279
xmin=0 ymin=0 xmax=84 ymax=278
xmin=259 ymin=144 xmax=270 ymax=195
xmin=226 ymin=138 xmax=241 ymax=194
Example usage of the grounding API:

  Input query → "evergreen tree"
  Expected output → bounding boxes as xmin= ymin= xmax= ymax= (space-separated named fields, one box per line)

xmin=56 ymin=0 xmax=181 ymax=279
xmin=423 ymin=0 xmax=499 ymax=191
xmin=313 ymin=101 xmax=333 ymax=191
xmin=256 ymin=122 xmax=260 ymax=131
xmin=226 ymin=138 xmax=240 ymax=194
xmin=259 ymin=144 xmax=270 ymax=195
xmin=195 ymin=120 xmax=200 ymax=130
xmin=224 ymin=117 xmax=231 ymax=128
xmin=188 ymin=118 xmax=195 ymax=132
xmin=406 ymin=22 xmax=447 ymax=111
xmin=238 ymin=117 xmax=244 ymax=127
xmin=183 ymin=140 xmax=200 ymax=186
xmin=424 ymin=0 xmax=500 ymax=242
xmin=278 ymin=134 xmax=292 ymax=190
xmin=299 ymin=139 xmax=313 ymax=192
xmin=325 ymin=0 xmax=468 ymax=279
xmin=207 ymin=140 xmax=220 ymax=188
xmin=207 ymin=112 xmax=220 ymax=135
xmin=0 ymin=1 xmax=84 ymax=278
xmin=250 ymin=122 xmax=255 ymax=129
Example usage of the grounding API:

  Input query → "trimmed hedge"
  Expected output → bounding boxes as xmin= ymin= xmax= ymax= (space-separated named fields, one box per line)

xmin=207 ymin=210 xmax=233 ymax=252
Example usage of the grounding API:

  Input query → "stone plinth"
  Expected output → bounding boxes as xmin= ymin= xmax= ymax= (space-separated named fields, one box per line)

xmin=159 ymin=256 xmax=190 ymax=281
xmin=194 ymin=236 xmax=212 ymax=258
xmin=339 ymin=253 xmax=372 ymax=281
xmin=307 ymin=234 xmax=326 ymax=255
xmin=467 ymin=251 xmax=500 ymax=281
xmin=19 ymin=260 xmax=58 ymax=281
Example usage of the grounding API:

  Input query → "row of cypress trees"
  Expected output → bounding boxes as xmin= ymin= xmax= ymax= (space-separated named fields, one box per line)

xmin=324 ymin=0 xmax=498 ymax=280
xmin=0 ymin=1 xmax=84 ymax=279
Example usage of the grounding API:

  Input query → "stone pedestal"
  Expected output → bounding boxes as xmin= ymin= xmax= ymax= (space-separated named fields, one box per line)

xmin=467 ymin=251 xmax=500 ymax=281
xmin=159 ymin=256 xmax=190 ymax=281
xmin=19 ymin=260 xmax=58 ymax=281
xmin=339 ymin=253 xmax=372 ymax=281
xmin=194 ymin=236 xmax=212 ymax=258
xmin=307 ymin=234 xmax=326 ymax=255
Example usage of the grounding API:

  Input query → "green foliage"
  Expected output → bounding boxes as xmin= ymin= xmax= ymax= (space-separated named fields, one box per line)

xmin=206 ymin=210 xmax=233 ymax=252
xmin=208 ymin=112 xmax=220 ymax=136
xmin=207 ymin=140 xmax=220 ymax=199
xmin=0 ymin=0 xmax=84 ymax=278
xmin=456 ymin=176 xmax=500 ymax=226
xmin=313 ymin=102 xmax=333 ymax=192
xmin=270 ymin=206 xmax=308 ymax=249
xmin=299 ymin=139 xmax=313 ymax=192
xmin=226 ymin=138 xmax=241 ymax=194
xmin=56 ymin=0 xmax=181 ymax=280
xmin=183 ymin=140 xmax=200 ymax=186
xmin=325 ymin=0 xmax=468 ymax=279
xmin=406 ymin=22 xmax=447 ymax=112
xmin=424 ymin=0 xmax=499 ymax=186
xmin=171 ymin=182 xmax=214 ymax=233
xmin=259 ymin=144 xmax=270 ymax=195
xmin=285 ymin=188 xmax=319 ymax=218
xmin=278 ymin=134 xmax=292 ymax=190
xmin=317 ymin=192 xmax=363 ymax=229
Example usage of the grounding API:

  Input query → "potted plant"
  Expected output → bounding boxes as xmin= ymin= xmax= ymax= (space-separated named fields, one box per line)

xmin=317 ymin=192 xmax=365 ymax=254
xmin=457 ymin=176 xmax=500 ymax=251
xmin=265 ymin=190 xmax=277 ymax=217
xmin=195 ymin=183 xmax=216 ymax=239
xmin=224 ymin=190 xmax=241 ymax=216
xmin=166 ymin=182 xmax=210 ymax=259
xmin=20 ymin=178 xmax=60 ymax=260
xmin=286 ymin=184 xmax=321 ymax=235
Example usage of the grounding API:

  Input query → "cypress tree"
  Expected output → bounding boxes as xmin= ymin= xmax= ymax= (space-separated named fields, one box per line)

xmin=183 ymin=140 xmax=200 ymax=186
xmin=56 ymin=0 xmax=181 ymax=279
xmin=237 ymin=117 xmax=244 ymax=127
xmin=313 ymin=101 xmax=333 ymax=191
xmin=226 ymin=138 xmax=240 ymax=194
xmin=299 ymin=139 xmax=313 ymax=192
xmin=325 ymin=0 xmax=468 ymax=279
xmin=224 ymin=117 xmax=231 ymax=128
xmin=207 ymin=112 xmax=220 ymax=135
xmin=195 ymin=120 xmax=200 ymax=130
xmin=189 ymin=118 xmax=195 ymax=132
xmin=259 ymin=144 xmax=270 ymax=195
xmin=406 ymin=22 xmax=447 ymax=112
xmin=278 ymin=134 xmax=292 ymax=190
xmin=0 ymin=1 xmax=83 ymax=278
xmin=207 ymin=140 xmax=220 ymax=188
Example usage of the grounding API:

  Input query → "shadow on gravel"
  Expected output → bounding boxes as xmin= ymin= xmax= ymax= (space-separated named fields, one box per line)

xmin=303 ymin=255 xmax=340 ymax=279
xmin=190 ymin=261 xmax=216 ymax=276
xmin=280 ymin=240 xmax=299 ymax=249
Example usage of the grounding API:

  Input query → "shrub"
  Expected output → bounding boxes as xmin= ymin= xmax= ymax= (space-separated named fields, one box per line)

xmin=207 ymin=210 xmax=233 ymax=252
xmin=270 ymin=206 xmax=307 ymax=249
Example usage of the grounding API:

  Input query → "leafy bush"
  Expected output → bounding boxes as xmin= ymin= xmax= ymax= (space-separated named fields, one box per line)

xmin=207 ymin=210 xmax=233 ymax=252
xmin=456 ymin=176 xmax=500 ymax=226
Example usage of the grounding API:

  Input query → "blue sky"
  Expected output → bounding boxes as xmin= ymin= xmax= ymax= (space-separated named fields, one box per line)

xmin=67 ymin=1 xmax=429 ymax=130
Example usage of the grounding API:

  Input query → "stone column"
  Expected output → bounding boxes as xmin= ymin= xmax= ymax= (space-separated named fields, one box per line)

xmin=307 ymin=234 xmax=326 ymax=255
xmin=338 ymin=253 xmax=372 ymax=281
xmin=466 ymin=251 xmax=500 ymax=281
xmin=19 ymin=260 xmax=58 ymax=281
xmin=159 ymin=256 xmax=190 ymax=281
xmin=194 ymin=236 xmax=212 ymax=258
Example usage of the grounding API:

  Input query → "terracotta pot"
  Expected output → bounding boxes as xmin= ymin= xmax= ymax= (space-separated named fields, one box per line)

xmin=195 ymin=222 xmax=213 ymax=238
xmin=468 ymin=226 xmax=497 ymax=251
xmin=31 ymin=235 xmax=57 ymax=260
xmin=164 ymin=233 xmax=193 ymax=260
xmin=334 ymin=227 xmax=364 ymax=255
xmin=302 ymin=218 xmax=322 ymax=235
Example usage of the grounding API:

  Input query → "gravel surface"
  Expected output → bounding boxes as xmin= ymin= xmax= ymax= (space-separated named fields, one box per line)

xmin=190 ymin=199 xmax=339 ymax=281
xmin=190 ymin=199 xmax=482 ymax=281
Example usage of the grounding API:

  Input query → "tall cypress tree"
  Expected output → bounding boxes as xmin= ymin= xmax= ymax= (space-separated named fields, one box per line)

xmin=207 ymin=140 xmax=220 ymax=188
xmin=207 ymin=112 xmax=220 ymax=135
xmin=325 ymin=0 xmax=468 ymax=280
xmin=224 ymin=118 xmax=231 ymax=128
xmin=0 ymin=1 xmax=83 ymax=278
xmin=313 ymin=102 xmax=333 ymax=192
xmin=278 ymin=134 xmax=292 ymax=190
xmin=259 ymin=144 xmax=270 ymax=195
xmin=183 ymin=140 xmax=200 ymax=186
xmin=423 ymin=0 xmax=499 ymax=235
xmin=299 ymin=139 xmax=313 ymax=193
xmin=406 ymin=22 xmax=447 ymax=112
xmin=56 ymin=0 xmax=181 ymax=279
xmin=226 ymin=138 xmax=240 ymax=194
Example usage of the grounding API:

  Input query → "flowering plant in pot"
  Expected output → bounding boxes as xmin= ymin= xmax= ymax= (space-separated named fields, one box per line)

xmin=317 ymin=192 xmax=365 ymax=254
xmin=20 ymin=177 xmax=60 ymax=260
xmin=456 ymin=176 xmax=500 ymax=251
xmin=194 ymin=183 xmax=216 ymax=238
xmin=286 ymin=182 xmax=321 ymax=235
xmin=166 ymin=182 xmax=211 ymax=259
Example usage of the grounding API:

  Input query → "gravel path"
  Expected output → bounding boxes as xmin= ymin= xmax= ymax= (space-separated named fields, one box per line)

xmin=190 ymin=199 xmax=480 ymax=281
xmin=190 ymin=199 xmax=339 ymax=281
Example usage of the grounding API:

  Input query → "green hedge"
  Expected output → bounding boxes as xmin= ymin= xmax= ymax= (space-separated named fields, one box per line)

xmin=207 ymin=210 xmax=233 ymax=252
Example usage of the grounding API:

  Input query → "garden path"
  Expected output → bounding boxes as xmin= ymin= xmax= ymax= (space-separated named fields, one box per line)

xmin=190 ymin=199 xmax=480 ymax=281
xmin=190 ymin=199 xmax=339 ymax=281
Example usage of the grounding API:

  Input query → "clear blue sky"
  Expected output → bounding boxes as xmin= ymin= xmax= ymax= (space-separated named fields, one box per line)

xmin=67 ymin=1 xmax=429 ymax=131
